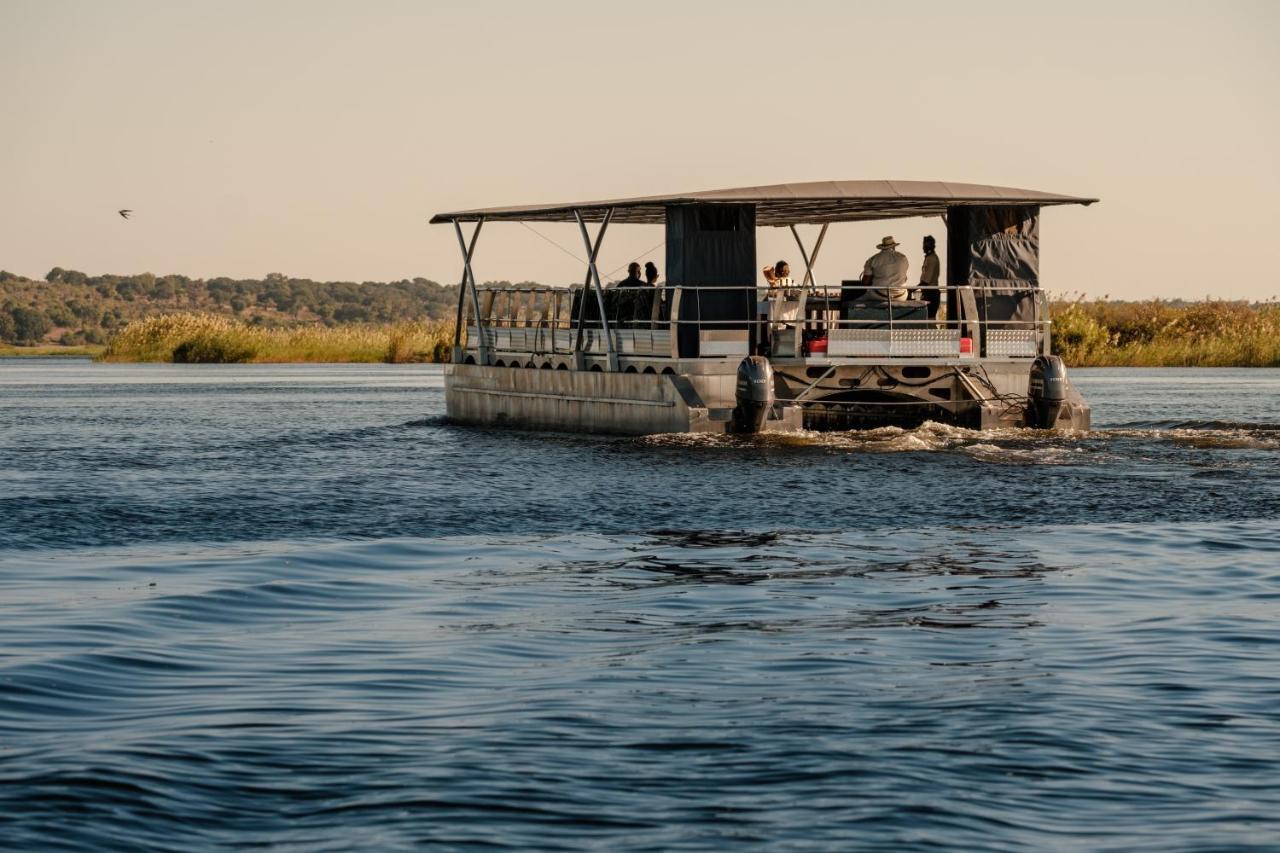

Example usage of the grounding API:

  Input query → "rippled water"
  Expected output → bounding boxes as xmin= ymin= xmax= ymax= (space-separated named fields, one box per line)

xmin=2 ymin=360 xmax=1278 ymax=849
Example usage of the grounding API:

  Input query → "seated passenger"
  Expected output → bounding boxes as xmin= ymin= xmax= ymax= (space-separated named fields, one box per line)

xmin=861 ymin=236 xmax=910 ymax=301
xmin=764 ymin=261 xmax=798 ymax=298
xmin=615 ymin=262 xmax=646 ymax=288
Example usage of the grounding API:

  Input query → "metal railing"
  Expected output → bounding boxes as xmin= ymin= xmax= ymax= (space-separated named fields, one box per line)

xmin=458 ymin=283 xmax=1051 ymax=362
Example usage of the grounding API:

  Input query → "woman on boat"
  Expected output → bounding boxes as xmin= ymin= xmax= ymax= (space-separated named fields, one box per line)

xmin=763 ymin=260 xmax=796 ymax=298
xmin=644 ymin=262 xmax=659 ymax=287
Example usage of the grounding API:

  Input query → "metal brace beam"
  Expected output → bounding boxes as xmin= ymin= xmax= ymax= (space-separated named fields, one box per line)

xmin=452 ymin=218 xmax=486 ymax=364
xmin=792 ymin=366 xmax=836 ymax=403
xmin=789 ymin=223 xmax=829 ymax=288
xmin=573 ymin=208 xmax=617 ymax=371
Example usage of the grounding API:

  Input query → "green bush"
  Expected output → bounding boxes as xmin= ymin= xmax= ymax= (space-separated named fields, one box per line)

xmin=171 ymin=334 xmax=257 ymax=364
xmin=8 ymin=307 xmax=50 ymax=343
xmin=1051 ymin=303 xmax=1114 ymax=363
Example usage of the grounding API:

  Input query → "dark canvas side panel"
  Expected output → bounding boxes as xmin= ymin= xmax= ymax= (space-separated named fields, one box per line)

xmin=948 ymin=205 xmax=1042 ymax=332
xmin=666 ymin=203 xmax=757 ymax=356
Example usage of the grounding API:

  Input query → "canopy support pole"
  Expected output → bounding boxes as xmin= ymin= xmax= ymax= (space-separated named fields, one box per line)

xmin=573 ymin=208 xmax=617 ymax=371
xmin=791 ymin=222 xmax=831 ymax=332
xmin=452 ymin=218 xmax=486 ymax=364
xmin=789 ymin=223 xmax=828 ymax=288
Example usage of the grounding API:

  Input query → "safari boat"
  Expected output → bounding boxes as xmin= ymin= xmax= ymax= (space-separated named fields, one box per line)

xmin=429 ymin=180 xmax=1096 ymax=434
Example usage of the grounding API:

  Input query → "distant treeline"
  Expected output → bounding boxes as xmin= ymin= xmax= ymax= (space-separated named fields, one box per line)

xmin=0 ymin=268 xmax=463 ymax=346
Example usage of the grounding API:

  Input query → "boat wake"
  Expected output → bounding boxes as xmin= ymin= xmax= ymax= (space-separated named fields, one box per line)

xmin=641 ymin=419 xmax=1280 ymax=459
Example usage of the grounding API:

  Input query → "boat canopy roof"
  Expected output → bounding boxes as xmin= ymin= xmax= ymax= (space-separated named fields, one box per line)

xmin=429 ymin=180 xmax=1097 ymax=226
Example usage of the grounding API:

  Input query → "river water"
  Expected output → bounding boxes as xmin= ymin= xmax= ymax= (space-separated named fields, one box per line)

xmin=1 ymin=360 xmax=1277 ymax=850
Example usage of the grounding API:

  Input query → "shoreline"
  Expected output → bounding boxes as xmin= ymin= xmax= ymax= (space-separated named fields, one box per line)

xmin=5 ymin=345 xmax=1278 ymax=369
xmin=7 ymin=298 xmax=1280 ymax=368
xmin=1 ymin=344 xmax=105 ymax=358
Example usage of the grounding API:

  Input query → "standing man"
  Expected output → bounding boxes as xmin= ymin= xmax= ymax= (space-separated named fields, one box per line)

xmin=920 ymin=235 xmax=941 ymax=319
xmin=861 ymin=236 xmax=909 ymax=301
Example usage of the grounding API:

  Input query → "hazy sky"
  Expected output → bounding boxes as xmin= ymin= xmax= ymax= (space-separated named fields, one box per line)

xmin=2 ymin=0 xmax=1277 ymax=299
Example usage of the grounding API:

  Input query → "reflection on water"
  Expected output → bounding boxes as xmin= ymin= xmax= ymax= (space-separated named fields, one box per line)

xmin=1 ymin=361 xmax=1279 ymax=849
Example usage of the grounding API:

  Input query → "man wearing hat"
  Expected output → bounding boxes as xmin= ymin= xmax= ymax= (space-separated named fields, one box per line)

xmin=861 ymin=236 xmax=910 ymax=301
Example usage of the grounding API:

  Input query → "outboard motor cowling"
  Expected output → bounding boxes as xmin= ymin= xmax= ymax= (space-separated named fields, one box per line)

xmin=1027 ymin=355 xmax=1068 ymax=429
xmin=732 ymin=356 xmax=774 ymax=433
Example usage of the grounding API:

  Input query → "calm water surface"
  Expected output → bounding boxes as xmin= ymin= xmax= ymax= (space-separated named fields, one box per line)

xmin=1 ymin=360 xmax=1278 ymax=850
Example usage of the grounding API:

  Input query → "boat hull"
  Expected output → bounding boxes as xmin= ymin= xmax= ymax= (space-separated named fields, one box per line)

xmin=443 ymin=360 xmax=1090 ymax=435
xmin=445 ymin=363 xmax=803 ymax=435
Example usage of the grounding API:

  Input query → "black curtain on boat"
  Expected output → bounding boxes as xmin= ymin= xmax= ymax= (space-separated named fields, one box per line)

xmin=947 ymin=205 xmax=1041 ymax=342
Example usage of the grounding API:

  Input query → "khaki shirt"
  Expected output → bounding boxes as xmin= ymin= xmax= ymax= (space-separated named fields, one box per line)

xmin=863 ymin=249 xmax=909 ymax=301
xmin=920 ymin=252 xmax=940 ymax=289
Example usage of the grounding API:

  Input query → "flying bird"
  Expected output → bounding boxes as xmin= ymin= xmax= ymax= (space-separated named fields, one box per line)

xmin=118 ymin=209 xmax=132 ymax=220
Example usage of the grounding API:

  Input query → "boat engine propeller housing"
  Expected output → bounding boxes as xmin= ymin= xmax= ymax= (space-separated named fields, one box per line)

xmin=733 ymin=356 xmax=774 ymax=433
xmin=1027 ymin=355 xmax=1068 ymax=428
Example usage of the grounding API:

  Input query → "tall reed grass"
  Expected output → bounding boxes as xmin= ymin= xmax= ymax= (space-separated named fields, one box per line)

xmin=100 ymin=313 xmax=454 ymax=363
xmin=1050 ymin=299 xmax=1280 ymax=367
xmin=102 ymin=301 xmax=1280 ymax=367
xmin=1 ymin=344 xmax=104 ymax=358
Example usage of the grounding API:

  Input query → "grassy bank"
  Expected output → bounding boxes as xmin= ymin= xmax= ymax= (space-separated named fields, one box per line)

xmin=1049 ymin=300 xmax=1280 ymax=367
xmin=100 ymin=313 xmax=453 ymax=363
xmin=96 ymin=301 xmax=1280 ymax=367
xmin=1 ymin=344 xmax=106 ymax=358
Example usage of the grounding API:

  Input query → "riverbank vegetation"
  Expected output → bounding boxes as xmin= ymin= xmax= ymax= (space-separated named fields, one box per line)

xmin=99 ymin=314 xmax=453 ymax=364
xmin=0 ymin=343 xmax=104 ymax=358
xmin=4 ymin=266 xmax=1277 ymax=366
xmin=0 ymin=269 xmax=457 ymax=347
xmin=97 ymin=299 xmax=1279 ymax=366
xmin=1048 ymin=298 xmax=1280 ymax=367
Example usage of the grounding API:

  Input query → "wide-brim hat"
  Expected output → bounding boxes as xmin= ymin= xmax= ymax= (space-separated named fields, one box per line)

xmin=877 ymin=236 xmax=899 ymax=249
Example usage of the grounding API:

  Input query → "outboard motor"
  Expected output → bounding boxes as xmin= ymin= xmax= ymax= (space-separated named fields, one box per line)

xmin=1027 ymin=355 xmax=1068 ymax=429
xmin=732 ymin=356 xmax=774 ymax=434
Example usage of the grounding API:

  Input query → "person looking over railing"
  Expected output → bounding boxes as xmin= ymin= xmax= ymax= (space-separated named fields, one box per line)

xmin=861 ymin=236 xmax=910 ymax=301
